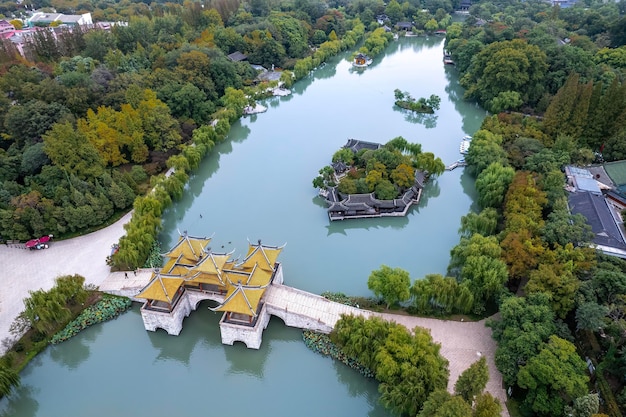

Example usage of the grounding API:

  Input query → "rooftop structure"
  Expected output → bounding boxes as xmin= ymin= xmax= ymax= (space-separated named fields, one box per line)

xmin=568 ymin=191 xmax=626 ymax=258
xmin=137 ymin=235 xmax=285 ymax=347
xmin=0 ymin=20 xmax=16 ymax=39
xmin=604 ymin=160 xmax=626 ymax=195
xmin=227 ymin=51 xmax=247 ymax=62
xmin=321 ymin=139 xmax=426 ymax=221
xmin=343 ymin=138 xmax=382 ymax=153
xmin=27 ymin=12 xmax=92 ymax=27
xmin=353 ymin=53 xmax=372 ymax=68
xmin=565 ymin=165 xmax=602 ymax=194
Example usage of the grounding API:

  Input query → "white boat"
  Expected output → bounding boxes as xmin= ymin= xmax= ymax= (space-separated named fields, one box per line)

xmin=459 ymin=135 xmax=472 ymax=154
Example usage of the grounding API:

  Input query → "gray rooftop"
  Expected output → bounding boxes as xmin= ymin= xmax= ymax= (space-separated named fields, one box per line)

xmin=569 ymin=191 xmax=626 ymax=251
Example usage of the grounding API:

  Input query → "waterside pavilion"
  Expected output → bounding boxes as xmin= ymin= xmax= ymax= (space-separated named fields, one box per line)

xmin=137 ymin=233 xmax=285 ymax=348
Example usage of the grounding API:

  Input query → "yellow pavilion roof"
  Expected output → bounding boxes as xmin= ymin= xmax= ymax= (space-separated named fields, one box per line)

xmin=211 ymin=284 xmax=266 ymax=317
xmin=184 ymin=271 xmax=226 ymax=287
xmin=193 ymin=252 xmax=231 ymax=275
xmin=224 ymin=264 xmax=272 ymax=287
xmin=236 ymin=242 xmax=284 ymax=271
xmin=137 ymin=274 xmax=184 ymax=303
xmin=162 ymin=233 xmax=211 ymax=264
xmin=162 ymin=257 xmax=178 ymax=273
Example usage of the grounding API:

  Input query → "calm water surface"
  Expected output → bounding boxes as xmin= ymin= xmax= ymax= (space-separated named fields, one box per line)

xmin=1 ymin=37 xmax=486 ymax=417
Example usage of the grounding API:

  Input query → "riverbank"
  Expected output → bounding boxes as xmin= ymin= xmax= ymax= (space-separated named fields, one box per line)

xmin=0 ymin=211 xmax=132 ymax=356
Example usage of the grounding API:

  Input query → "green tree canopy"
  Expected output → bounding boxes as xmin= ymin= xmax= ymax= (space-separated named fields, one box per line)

xmin=517 ymin=335 xmax=589 ymax=416
xmin=367 ymin=265 xmax=411 ymax=309
xmin=455 ymin=356 xmax=489 ymax=402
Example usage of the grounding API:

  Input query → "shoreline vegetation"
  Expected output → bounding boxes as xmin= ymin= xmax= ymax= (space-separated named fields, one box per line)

xmin=0 ymin=275 xmax=131 ymax=397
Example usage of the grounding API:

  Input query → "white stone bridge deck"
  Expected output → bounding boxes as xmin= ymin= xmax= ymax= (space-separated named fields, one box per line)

xmin=264 ymin=284 xmax=375 ymax=333
xmin=98 ymin=272 xmax=507 ymax=414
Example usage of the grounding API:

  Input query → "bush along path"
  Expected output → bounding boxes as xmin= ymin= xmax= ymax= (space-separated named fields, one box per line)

xmin=302 ymin=330 xmax=374 ymax=378
xmin=50 ymin=295 xmax=132 ymax=344
xmin=302 ymin=291 xmax=374 ymax=378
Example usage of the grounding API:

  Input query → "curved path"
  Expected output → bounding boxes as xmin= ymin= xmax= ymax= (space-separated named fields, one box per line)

xmin=0 ymin=213 xmax=509 ymax=415
xmin=0 ymin=211 xmax=132 ymax=354
xmin=265 ymin=284 xmax=509 ymax=415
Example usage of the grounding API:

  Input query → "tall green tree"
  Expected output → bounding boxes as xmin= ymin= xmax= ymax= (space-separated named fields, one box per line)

xmin=475 ymin=162 xmax=515 ymax=210
xmin=367 ymin=265 xmax=411 ymax=309
xmin=0 ymin=364 xmax=19 ymax=398
xmin=517 ymin=335 xmax=588 ymax=416
xmin=461 ymin=39 xmax=548 ymax=109
xmin=455 ymin=356 xmax=489 ymax=402
xmin=43 ymin=122 xmax=105 ymax=180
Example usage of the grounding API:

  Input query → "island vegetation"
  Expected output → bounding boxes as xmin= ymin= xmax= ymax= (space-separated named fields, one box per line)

xmin=1 ymin=0 xmax=626 ymax=415
xmin=394 ymin=89 xmax=441 ymax=114
xmin=0 ymin=0 xmax=459 ymax=400
xmin=313 ymin=136 xmax=444 ymax=200
xmin=309 ymin=0 xmax=626 ymax=415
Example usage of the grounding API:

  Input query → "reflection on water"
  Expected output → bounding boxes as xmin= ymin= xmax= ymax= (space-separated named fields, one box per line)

xmin=394 ymin=106 xmax=439 ymax=128
xmin=326 ymin=214 xmax=411 ymax=236
xmin=0 ymin=384 xmax=39 ymax=417
xmin=0 ymin=36 xmax=485 ymax=417
xmin=50 ymin=322 xmax=102 ymax=370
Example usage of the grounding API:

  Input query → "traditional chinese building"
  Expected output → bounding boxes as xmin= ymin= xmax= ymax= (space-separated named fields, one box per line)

xmin=137 ymin=232 xmax=284 ymax=348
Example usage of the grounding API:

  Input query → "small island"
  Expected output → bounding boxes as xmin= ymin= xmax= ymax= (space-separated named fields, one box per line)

xmin=394 ymin=89 xmax=441 ymax=114
xmin=313 ymin=137 xmax=445 ymax=221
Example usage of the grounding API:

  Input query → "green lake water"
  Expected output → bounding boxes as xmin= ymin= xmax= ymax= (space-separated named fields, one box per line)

xmin=0 ymin=36 xmax=487 ymax=417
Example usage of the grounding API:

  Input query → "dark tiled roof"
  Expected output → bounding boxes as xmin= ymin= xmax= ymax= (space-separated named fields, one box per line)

xmin=343 ymin=139 xmax=382 ymax=153
xmin=606 ymin=190 xmax=626 ymax=206
xmin=227 ymin=51 xmax=247 ymax=62
xmin=328 ymin=202 xmax=349 ymax=212
xmin=332 ymin=161 xmax=348 ymax=173
xmin=414 ymin=171 xmax=426 ymax=188
xmin=569 ymin=191 xmax=626 ymax=250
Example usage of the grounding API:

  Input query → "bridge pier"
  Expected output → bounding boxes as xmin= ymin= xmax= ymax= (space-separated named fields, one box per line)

xmin=141 ymin=294 xmax=193 ymax=336
xmin=219 ymin=304 xmax=271 ymax=349
xmin=140 ymin=290 xmax=226 ymax=336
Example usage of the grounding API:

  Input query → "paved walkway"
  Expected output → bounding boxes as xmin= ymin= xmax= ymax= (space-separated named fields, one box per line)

xmin=0 ymin=211 xmax=132 ymax=354
xmin=0 ymin=214 xmax=509 ymax=415
xmin=265 ymin=285 xmax=509 ymax=415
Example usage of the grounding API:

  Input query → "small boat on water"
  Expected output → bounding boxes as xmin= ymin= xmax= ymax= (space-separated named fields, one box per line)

xmin=459 ymin=135 xmax=472 ymax=154
xmin=353 ymin=53 xmax=373 ymax=68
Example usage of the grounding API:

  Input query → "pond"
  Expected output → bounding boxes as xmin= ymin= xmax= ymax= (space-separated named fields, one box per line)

xmin=1 ymin=35 xmax=487 ymax=417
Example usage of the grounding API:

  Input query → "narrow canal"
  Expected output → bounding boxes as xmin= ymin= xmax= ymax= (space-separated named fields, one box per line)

xmin=0 ymin=36 xmax=487 ymax=417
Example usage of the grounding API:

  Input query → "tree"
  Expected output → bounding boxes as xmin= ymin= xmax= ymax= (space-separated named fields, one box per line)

xmin=465 ymin=130 xmax=508 ymax=177
xmin=490 ymin=90 xmax=523 ymax=113
xmin=385 ymin=0 xmax=404 ymax=23
xmin=489 ymin=293 xmax=561 ymax=387
xmin=527 ymin=261 xmax=580 ymax=319
xmin=377 ymin=326 xmax=449 ymax=415
xmin=575 ymin=302 xmax=608 ymax=332
xmin=461 ymin=39 xmax=548 ymax=108
xmin=418 ymin=390 xmax=473 ymax=417
xmin=565 ymin=393 xmax=600 ymax=417
xmin=517 ymin=335 xmax=588 ymax=416
xmin=367 ymin=265 xmax=411 ymax=308
xmin=455 ymin=356 xmax=489 ymax=402
xmin=459 ymin=208 xmax=498 ymax=237
xmin=475 ymin=162 xmax=515 ymax=209
xmin=473 ymin=392 xmax=502 ymax=417
xmin=0 ymin=363 xmax=19 ymax=397
xmin=411 ymin=274 xmax=474 ymax=315
xmin=375 ymin=179 xmax=397 ymax=200
xmin=43 ymin=122 xmax=105 ymax=180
